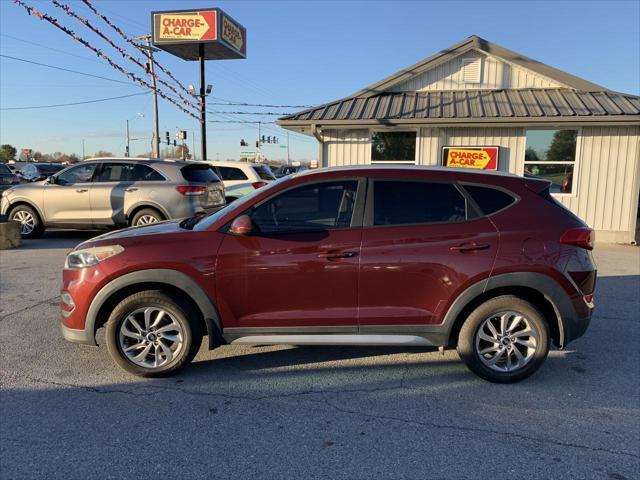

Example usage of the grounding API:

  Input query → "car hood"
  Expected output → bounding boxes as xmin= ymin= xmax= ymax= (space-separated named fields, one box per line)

xmin=89 ymin=220 xmax=186 ymax=243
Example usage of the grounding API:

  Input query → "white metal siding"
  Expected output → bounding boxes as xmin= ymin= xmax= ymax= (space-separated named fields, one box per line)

xmin=553 ymin=126 xmax=640 ymax=240
xmin=389 ymin=51 xmax=563 ymax=92
xmin=436 ymin=127 xmax=526 ymax=173
xmin=322 ymin=129 xmax=370 ymax=167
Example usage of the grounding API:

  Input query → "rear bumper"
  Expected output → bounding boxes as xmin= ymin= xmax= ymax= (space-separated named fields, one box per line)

xmin=560 ymin=301 xmax=593 ymax=346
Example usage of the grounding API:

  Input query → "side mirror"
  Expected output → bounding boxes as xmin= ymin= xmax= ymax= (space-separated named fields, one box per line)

xmin=229 ymin=214 xmax=253 ymax=235
xmin=47 ymin=176 xmax=57 ymax=185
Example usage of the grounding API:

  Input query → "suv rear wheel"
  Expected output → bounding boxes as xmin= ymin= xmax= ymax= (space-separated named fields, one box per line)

xmin=131 ymin=208 xmax=164 ymax=226
xmin=9 ymin=205 xmax=45 ymax=238
xmin=457 ymin=295 xmax=550 ymax=383
xmin=105 ymin=291 xmax=202 ymax=377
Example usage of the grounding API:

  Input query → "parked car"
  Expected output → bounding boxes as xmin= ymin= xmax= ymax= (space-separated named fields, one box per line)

xmin=19 ymin=163 xmax=65 ymax=182
xmin=273 ymin=164 xmax=308 ymax=178
xmin=6 ymin=164 xmax=18 ymax=173
xmin=1 ymin=158 xmax=225 ymax=238
xmin=59 ymin=166 xmax=596 ymax=382
xmin=203 ymin=160 xmax=275 ymax=188
xmin=0 ymin=163 xmax=21 ymax=192
xmin=224 ymin=182 xmax=268 ymax=204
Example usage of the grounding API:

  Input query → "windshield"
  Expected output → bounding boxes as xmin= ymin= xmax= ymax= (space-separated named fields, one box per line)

xmin=192 ymin=176 xmax=288 ymax=231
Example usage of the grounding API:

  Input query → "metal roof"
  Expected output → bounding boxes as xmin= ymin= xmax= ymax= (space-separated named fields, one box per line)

xmin=279 ymin=89 xmax=640 ymax=125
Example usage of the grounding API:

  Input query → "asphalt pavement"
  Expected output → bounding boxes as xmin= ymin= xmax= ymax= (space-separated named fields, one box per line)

xmin=1 ymin=231 xmax=639 ymax=479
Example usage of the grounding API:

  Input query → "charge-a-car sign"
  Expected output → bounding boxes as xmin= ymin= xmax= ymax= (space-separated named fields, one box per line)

xmin=152 ymin=8 xmax=246 ymax=61
xmin=442 ymin=146 xmax=499 ymax=170
xmin=153 ymin=11 xmax=217 ymax=42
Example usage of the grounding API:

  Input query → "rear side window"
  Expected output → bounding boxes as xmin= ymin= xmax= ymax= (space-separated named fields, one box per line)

xmin=181 ymin=165 xmax=219 ymax=183
xmin=217 ymin=166 xmax=248 ymax=181
xmin=463 ymin=185 xmax=516 ymax=215
xmin=252 ymin=165 xmax=275 ymax=181
xmin=0 ymin=164 xmax=10 ymax=174
xmin=373 ymin=181 xmax=467 ymax=225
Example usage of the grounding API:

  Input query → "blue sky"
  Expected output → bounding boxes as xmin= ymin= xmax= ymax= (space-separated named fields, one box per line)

xmin=1 ymin=0 xmax=638 ymax=161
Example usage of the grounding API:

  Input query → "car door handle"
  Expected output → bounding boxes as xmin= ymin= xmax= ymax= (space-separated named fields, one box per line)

xmin=75 ymin=188 xmax=88 ymax=193
xmin=317 ymin=251 xmax=358 ymax=260
xmin=450 ymin=243 xmax=491 ymax=253
xmin=125 ymin=187 xmax=138 ymax=192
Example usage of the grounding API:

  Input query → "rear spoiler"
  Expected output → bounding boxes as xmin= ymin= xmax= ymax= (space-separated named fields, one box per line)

xmin=523 ymin=176 xmax=552 ymax=194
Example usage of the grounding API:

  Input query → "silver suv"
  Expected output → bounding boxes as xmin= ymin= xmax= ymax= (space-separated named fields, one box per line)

xmin=0 ymin=158 xmax=225 ymax=238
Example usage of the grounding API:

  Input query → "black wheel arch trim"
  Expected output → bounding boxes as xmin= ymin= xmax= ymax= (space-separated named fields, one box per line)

xmin=126 ymin=202 xmax=171 ymax=222
xmin=441 ymin=271 xmax=579 ymax=348
xmin=83 ymin=269 xmax=223 ymax=349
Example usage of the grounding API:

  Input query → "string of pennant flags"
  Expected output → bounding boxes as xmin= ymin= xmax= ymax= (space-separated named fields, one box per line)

xmin=80 ymin=0 xmax=201 ymax=106
xmin=50 ymin=0 xmax=200 ymax=112
xmin=13 ymin=0 xmax=202 ymax=122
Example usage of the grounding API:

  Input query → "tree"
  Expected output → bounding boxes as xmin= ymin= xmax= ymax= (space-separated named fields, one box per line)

xmin=546 ymin=130 xmax=577 ymax=162
xmin=93 ymin=150 xmax=114 ymax=158
xmin=175 ymin=145 xmax=190 ymax=160
xmin=524 ymin=147 xmax=540 ymax=162
xmin=0 ymin=144 xmax=17 ymax=163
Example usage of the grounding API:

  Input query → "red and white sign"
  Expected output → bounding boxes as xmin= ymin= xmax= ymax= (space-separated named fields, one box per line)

xmin=442 ymin=146 xmax=499 ymax=170
xmin=154 ymin=11 xmax=217 ymax=42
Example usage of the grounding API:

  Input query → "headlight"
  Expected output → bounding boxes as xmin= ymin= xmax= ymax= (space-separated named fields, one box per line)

xmin=1 ymin=188 xmax=13 ymax=197
xmin=64 ymin=245 xmax=124 ymax=269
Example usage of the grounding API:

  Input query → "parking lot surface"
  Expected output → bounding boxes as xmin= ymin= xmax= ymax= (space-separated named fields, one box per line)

xmin=1 ymin=232 xmax=639 ymax=479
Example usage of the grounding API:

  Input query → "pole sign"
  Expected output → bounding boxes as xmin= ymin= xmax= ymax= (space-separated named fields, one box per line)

xmin=442 ymin=146 xmax=499 ymax=170
xmin=152 ymin=8 xmax=246 ymax=60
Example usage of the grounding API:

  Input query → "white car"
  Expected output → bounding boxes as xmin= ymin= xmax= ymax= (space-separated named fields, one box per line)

xmin=203 ymin=161 xmax=275 ymax=188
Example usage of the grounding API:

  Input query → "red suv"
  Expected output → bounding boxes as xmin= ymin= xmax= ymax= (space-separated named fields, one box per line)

xmin=60 ymin=166 xmax=596 ymax=383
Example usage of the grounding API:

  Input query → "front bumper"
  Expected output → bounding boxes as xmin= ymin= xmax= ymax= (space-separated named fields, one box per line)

xmin=60 ymin=323 xmax=96 ymax=346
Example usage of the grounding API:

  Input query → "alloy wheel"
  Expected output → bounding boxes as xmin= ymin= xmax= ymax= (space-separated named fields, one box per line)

xmin=118 ymin=307 xmax=184 ymax=369
xmin=136 ymin=215 xmax=158 ymax=226
xmin=475 ymin=311 xmax=538 ymax=372
xmin=11 ymin=210 xmax=35 ymax=235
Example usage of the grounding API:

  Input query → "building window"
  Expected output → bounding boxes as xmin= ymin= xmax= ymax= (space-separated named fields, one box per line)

xmin=524 ymin=129 xmax=578 ymax=194
xmin=371 ymin=131 xmax=416 ymax=164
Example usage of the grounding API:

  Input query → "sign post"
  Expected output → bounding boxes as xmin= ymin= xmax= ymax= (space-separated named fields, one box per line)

xmin=152 ymin=9 xmax=246 ymax=160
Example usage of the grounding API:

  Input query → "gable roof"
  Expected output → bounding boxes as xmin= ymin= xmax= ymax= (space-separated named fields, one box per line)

xmin=351 ymin=35 xmax=609 ymax=97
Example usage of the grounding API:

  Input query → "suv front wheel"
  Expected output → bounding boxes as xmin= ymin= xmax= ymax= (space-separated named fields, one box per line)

xmin=457 ymin=295 xmax=550 ymax=383
xmin=105 ymin=291 xmax=202 ymax=377
xmin=9 ymin=205 xmax=45 ymax=238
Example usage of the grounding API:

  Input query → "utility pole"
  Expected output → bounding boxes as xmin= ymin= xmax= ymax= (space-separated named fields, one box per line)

xmin=134 ymin=35 xmax=160 ymax=158
xmin=125 ymin=120 xmax=130 ymax=157
xmin=82 ymin=139 xmax=85 ymax=160
xmin=199 ymin=43 xmax=207 ymax=161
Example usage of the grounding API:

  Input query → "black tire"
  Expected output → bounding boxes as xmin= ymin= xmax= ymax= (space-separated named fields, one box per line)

xmin=457 ymin=295 xmax=550 ymax=383
xmin=8 ymin=204 xmax=45 ymax=238
xmin=130 ymin=208 xmax=164 ymax=226
xmin=105 ymin=290 xmax=202 ymax=377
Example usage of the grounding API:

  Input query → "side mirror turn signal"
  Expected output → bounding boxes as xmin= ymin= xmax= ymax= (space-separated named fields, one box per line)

xmin=229 ymin=214 xmax=253 ymax=236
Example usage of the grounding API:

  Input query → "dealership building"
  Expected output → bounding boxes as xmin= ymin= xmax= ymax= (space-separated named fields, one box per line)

xmin=278 ymin=36 xmax=640 ymax=243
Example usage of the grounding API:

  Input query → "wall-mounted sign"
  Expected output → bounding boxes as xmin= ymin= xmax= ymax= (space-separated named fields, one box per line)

xmin=442 ymin=146 xmax=499 ymax=170
xmin=152 ymin=8 xmax=246 ymax=61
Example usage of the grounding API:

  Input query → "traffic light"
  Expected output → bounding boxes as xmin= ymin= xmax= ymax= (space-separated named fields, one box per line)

xmin=240 ymin=139 xmax=248 ymax=146
xmin=165 ymin=131 xmax=170 ymax=145
xmin=255 ymin=140 xmax=259 ymax=148
xmin=173 ymin=140 xmax=177 ymax=147
xmin=261 ymin=135 xmax=266 ymax=144
xmin=267 ymin=136 xmax=272 ymax=144
xmin=274 ymin=137 xmax=278 ymax=144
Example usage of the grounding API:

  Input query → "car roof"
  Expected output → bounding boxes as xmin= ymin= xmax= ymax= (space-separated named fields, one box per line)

xmin=296 ymin=165 xmax=520 ymax=179
xmin=82 ymin=157 xmax=204 ymax=167
xmin=203 ymin=160 xmax=263 ymax=168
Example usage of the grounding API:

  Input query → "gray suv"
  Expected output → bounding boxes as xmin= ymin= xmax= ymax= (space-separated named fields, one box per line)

xmin=0 ymin=158 xmax=225 ymax=238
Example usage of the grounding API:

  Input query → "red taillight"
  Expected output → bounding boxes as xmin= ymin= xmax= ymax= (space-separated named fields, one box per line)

xmin=560 ymin=227 xmax=594 ymax=250
xmin=176 ymin=185 xmax=206 ymax=196
xmin=251 ymin=181 xmax=268 ymax=189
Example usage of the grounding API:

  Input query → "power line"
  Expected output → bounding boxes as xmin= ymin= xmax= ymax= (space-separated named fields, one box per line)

xmin=0 ymin=33 xmax=105 ymax=65
xmin=209 ymin=98 xmax=314 ymax=109
xmin=209 ymin=111 xmax=293 ymax=116
xmin=0 ymin=54 xmax=138 ymax=86
xmin=0 ymin=91 xmax=149 ymax=110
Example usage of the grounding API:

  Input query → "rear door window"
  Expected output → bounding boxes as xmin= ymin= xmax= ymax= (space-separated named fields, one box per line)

xmin=95 ymin=163 xmax=136 ymax=182
xmin=463 ymin=185 xmax=516 ymax=215
xmin=372 ymin=180 xmax=467 ymax=225
xmin=252 ymin=165 xmax=275 ymax=181
xmin=131 ymin=164 xmax=165 ymax=181
xmin=181 ymin=165 xmax=219 ymax=183
xmin=217 ymin=166 xmax=248 ymax=181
